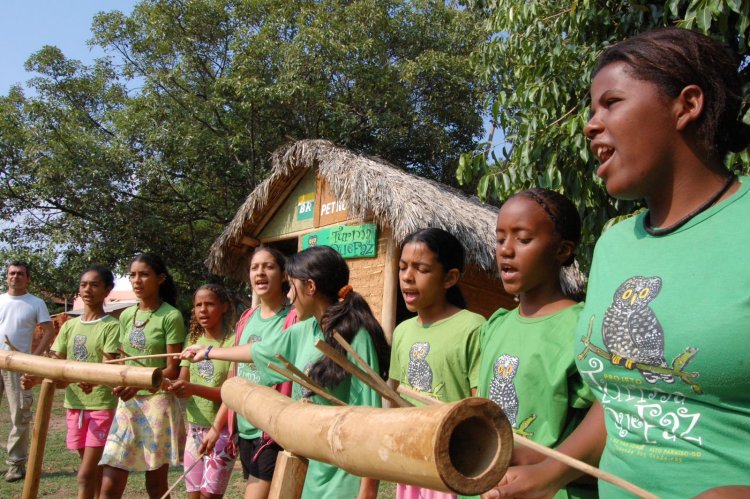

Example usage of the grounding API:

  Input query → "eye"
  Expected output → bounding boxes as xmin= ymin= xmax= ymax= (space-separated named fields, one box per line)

xmin=518 ymin=237 xmax=532 ymax=244
xmin=496 ymin=238 xmax=505 ymax=246
xmin=622 ymin=289 xmax=633 ymax=300
xmin=639 ymin=288 xmax=650 ymax=299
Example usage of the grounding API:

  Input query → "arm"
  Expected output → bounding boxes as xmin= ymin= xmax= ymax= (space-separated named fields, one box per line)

xmin=695 ymin=487 xmax=750 ymax=498
xmin=32 ymin=321 xmax=55 ymax=356
xmin=485 ymin=401 xmax=606 ymax=499
xmin=357 ymin=477 xmax=379 ymax=499
xmin=160 ymin=343 xmax=183 ymax=386
xmin=182 ymin=342 xmax=254 ymax=363
xmin=199 ymin=402 xmax=230 ymax=455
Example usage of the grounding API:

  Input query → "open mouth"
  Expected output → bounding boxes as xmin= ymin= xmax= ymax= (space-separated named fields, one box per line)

xmin=401 ymin=290 xmax=419 ymax=305
xmin=593 ymin=145 xmax=614 ymax=163
xmin=500 ymin=264 xmax=518 ymax=281
xmin=254 ymin=279 xmax=269 ymax=291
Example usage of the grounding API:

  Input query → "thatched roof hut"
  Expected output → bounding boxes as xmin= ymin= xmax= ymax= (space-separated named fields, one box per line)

xmin=207 ymin=139 xmax=515 ymax=338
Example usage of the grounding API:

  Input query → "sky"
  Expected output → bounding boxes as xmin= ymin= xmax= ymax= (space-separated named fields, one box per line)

xmin=0 ymin=1 xmax=138 ymax=95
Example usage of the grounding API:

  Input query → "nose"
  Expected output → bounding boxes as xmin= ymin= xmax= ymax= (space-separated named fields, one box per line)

xmin=400 ymin=267 xmax=414 ymax=283
xmin=584 ymin=113 xmax=602 ymax=140
xmin=498 ymin=241 xmax=513 ymax=258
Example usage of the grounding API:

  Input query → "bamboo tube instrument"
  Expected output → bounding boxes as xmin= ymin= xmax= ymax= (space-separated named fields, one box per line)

xmin=0 ymin=349 xmax=162 ymax=389
xmin=221 ymin=377 xmax=514 ymax=495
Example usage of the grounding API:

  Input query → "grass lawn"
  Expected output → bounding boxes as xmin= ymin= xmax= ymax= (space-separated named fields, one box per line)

xmin=0 ymin=385 xmax=396 ymax=498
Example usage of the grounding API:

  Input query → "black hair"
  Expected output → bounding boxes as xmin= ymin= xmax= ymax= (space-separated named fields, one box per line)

xmin=188 ymin=283 xmax=236 ymax=345
xmin=250 ymin=246 xmax=290 ymax=295
xmin=506 ymin=188 xmax=585 ymax=300
xmin=512 ymin=188 xmax=581 ymax=266
xmin=592 ymin=28 xmax=750 ymax=161
xmin=7 ymin=260 xmax=31 ymax=277
xmin=80 ymin=264 xmax=115 ymax=290
xmin=130 ymin=253 xmax=178 ymax=306
xmin=401 ymin=228 xmax=467 ymax=309
xmin=285 ymin=245 xmax=390 ymax=389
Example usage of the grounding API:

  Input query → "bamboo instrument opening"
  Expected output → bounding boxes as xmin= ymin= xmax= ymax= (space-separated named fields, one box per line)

xmin=449 ymin=415 xmax=498 ymax=477
xmin=434 ymin=398 xmax=513 ymax=495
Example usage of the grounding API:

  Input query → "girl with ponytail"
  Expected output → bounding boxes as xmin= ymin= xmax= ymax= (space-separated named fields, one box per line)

xmin=182 ymin=245 xmax=389 ymax=498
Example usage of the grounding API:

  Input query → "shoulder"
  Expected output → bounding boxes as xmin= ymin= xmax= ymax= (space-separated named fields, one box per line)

xmin=159 ymin=304 xmax=184 ymax=323
xmin=119 ymin=305 xmax=137 ymax=320
xmin=452 ymin=309 xmax=486 ymax=328
xmin=101 ymin=315 xmax=120 ymax=326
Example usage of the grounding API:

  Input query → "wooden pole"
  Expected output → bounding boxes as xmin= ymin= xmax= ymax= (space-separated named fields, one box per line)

xmin=22 ymin=379 xmax=55 ymax=499
xmin=268 ymin=451 xmax=308 ymax=499
xmin=0 ymin=350 xmax=161 ymax=389
xmin=380 ymin=234 xmax=399 ymax=345
xmin=266 ymin=362 xmax=346 ymax=406
xmin=395 ymin=385 xmax=659 ymax=499
xmin=221 ymin=378 xmax=513 ymax=495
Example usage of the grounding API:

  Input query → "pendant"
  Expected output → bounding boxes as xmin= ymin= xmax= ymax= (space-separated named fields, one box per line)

xmin=129 ymin=326 xmax=146 ymax=350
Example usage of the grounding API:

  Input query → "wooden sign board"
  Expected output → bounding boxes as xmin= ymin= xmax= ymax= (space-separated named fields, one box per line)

xmin=315 ymin=176 xmax=349 ymax=226
xmin=301 ymin=223 xmax=377 ymax=259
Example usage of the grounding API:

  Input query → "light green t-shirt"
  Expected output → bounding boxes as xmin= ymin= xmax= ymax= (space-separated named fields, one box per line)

xmin=180 ymin=333 xmax=234 ymax=427
xmin=389 ymin=309 xmax=483 ymax=404
xmin=119 ymin=303 xmax=186 ymax=396
xmin=252 ymin=317 xmax=382 ymax=499
xmin=51 ymin=315 xmax=120 ymax=410
xmin=575 ymin=177 xmax=750 ymax=498
xmin=236 ymin=306 xmax=290 ymax=439
xmin=478 ymin=305 xmax=595 ymax=499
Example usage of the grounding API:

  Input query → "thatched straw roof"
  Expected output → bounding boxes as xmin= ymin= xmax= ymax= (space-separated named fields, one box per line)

xmin=206 ymin=139 xmax=500 ymax=280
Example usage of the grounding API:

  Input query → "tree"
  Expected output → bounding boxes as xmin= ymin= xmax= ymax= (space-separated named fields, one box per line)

xmin=0 ymin=0 xmax=487 ymax=298
xmin=458 ymin=0 xmax=750 ymax=266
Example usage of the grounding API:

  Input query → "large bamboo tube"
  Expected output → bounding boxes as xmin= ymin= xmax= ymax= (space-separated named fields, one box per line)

xmin=222 ymin=377 xmax=513 ymax=495
xmin=0 ymin=350 xmax=162 ymax=389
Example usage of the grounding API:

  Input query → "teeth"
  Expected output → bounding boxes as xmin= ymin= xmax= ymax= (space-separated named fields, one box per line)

xmin=595 ymin=146 xmax=613 ymax=162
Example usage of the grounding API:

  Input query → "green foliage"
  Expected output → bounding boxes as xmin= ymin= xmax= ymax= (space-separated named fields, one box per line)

xmin=0 ymin=0 xmax=486 ymax=297
xmin=459 ymin=0 xmax=750 ymax=267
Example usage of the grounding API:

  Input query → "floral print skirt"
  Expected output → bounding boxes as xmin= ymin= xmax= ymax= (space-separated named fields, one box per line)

xmin=99 ymin=392 xmax=185 ymax=472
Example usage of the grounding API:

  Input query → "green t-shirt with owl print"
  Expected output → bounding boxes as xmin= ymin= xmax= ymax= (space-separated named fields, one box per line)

xmin=235 ymin=306 xmax=289 ymax=440
xmin=252 ymin=316 xmax=382 ymax=499
xmin=119 ymin=303 xmax=186 ymax=396
xmin=575 ymin=177 xmax=750 ymax=498
xmin=179 ymin=333 xmax=235 ymax=427
xmin=51 ymin=315 xmax=121 ymax=410
xmin=389 ymin=309 xmax=483 ymax=404
xmin=477 ymin=305 xmax=596 ymax=499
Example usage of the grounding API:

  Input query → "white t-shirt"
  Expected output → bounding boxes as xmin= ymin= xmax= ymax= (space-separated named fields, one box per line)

xmin=0 ymin=292 xmax=52 ymax=353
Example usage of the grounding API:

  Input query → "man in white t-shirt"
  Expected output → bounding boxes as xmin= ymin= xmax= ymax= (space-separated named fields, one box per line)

xmin=0 ymin=261 xmax=54 ymax=482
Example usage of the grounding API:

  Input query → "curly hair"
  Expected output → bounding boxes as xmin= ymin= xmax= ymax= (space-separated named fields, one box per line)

xmin=187 ymin=284 xmax=236 ymax=345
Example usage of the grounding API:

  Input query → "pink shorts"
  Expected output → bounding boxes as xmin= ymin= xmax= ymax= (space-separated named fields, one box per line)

xmin=66 ymin=409 xmax=116 ymax=450
xmin=184 ymin=423 xmax=238 ymax=495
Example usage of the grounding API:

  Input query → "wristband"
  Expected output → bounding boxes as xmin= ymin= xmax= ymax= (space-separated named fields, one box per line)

xmin=205 ymin=345 xmax=213 ymax=360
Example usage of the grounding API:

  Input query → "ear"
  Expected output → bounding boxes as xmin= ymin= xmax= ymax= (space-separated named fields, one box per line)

xmin=305 ymin=279 xmax=317 ymax=296
xmin=157 ymin=273 xmax=166 ymax=285
xmin=556 ymin=240 xmax=576 ymax=266
xmin=674 ymin=85 xmax=704 ymax=131
xmin=442 ymin=268 xmax=460 ymax=289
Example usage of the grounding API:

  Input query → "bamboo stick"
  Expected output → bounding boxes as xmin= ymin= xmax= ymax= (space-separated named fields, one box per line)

xmin=160 ymin=453 xmax=204 ymax=499
xmin=0 ymin=350 xmax=162 ymax=389
xmin=267 ymin=362 xmax=346 ymax=406
xmin=275 ymin=354 xmax=319 ymax=388
xmin=314 ymin=339 xmax=407 ymax=407
xmin=22 ymin=379 xmax=55 ymax=499
xmin=222 ymin=378 xmax=513 ymax=495
xmin=104 ymin=353 xmax=181 ymax=364
xmin=395 ymin=384 xmax=659 ymax=499
xmin=332 ymin=332 xmax=411 ymax=407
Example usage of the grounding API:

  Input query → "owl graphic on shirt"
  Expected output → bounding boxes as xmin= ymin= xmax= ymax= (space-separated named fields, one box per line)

xmin=407 ymin=342 xmax=433 ymax=392
xmin=602 ymin=276 xmax=674 ymax=384
xmin=489 ymin=354 xmax=520 ymax=426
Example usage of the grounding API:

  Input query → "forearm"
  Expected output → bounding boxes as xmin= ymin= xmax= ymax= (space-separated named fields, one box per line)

xmin=189 ymin=384 xmax=222 ymax=402
xmin=542 ymin=401 xmax=607 ymax=488
xmin=209 ymin=343 xmax=254 ymax=363
xmin=32 ymin=322 xmax=55 ymax=355
xmin=212 ymin=403 xmax=229 ymax=431
xmin=358 ymin=477 xmax=379 ymax=499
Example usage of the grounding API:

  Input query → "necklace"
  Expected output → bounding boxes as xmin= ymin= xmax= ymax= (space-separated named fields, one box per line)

xmin=129 ymin=302 xmax=162 ymax=350
xmin=643 ymin=174 xmax=736 ymax=236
